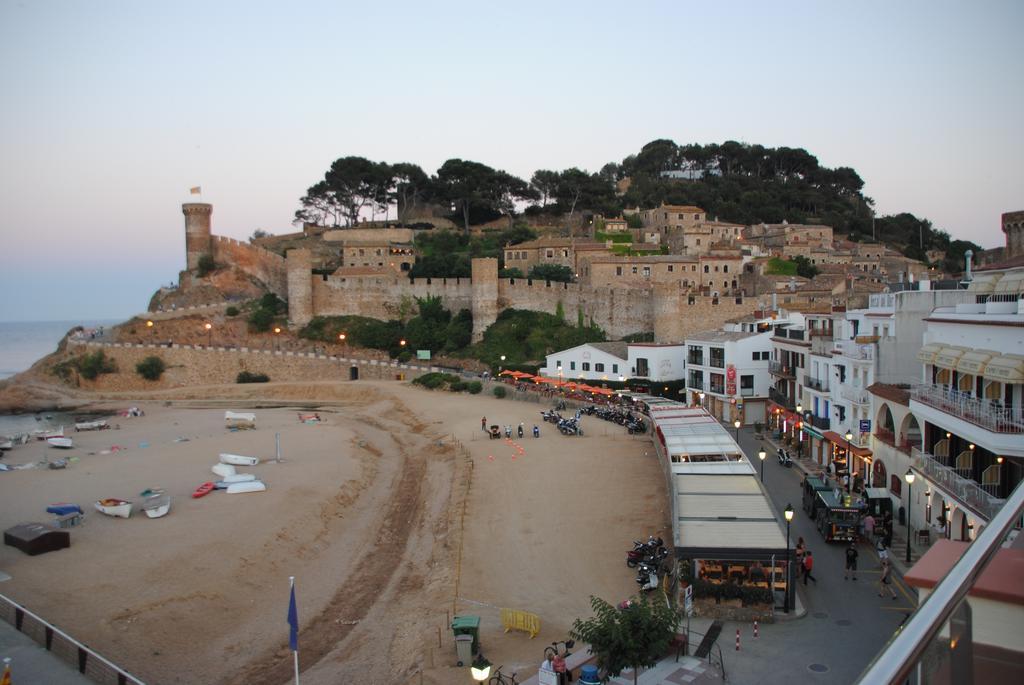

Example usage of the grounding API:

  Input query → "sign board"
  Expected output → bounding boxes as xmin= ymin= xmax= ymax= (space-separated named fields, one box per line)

xmin=538 ymin=668 xmax=558 ymax=685
xmin=859 ymin=419 xmax=871 ymax=433
xmin=416 ymin=350 xmax=431 ymax=360
xmin=726 ymin=364 xmax=736 ymax=395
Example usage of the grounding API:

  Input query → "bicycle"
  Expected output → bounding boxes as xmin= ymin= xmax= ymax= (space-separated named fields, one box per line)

xmin=488 ymin=664 xmax=519 ymax=685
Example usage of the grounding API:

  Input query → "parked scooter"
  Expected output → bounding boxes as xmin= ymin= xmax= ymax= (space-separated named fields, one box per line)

xmin=636 ymin=562 xmax=659 ymax=592
xmin=777 ymin=448 xmax=793 ymax=467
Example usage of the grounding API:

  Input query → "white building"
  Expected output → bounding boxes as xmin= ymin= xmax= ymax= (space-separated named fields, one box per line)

xmin=539 ymin=342 xmax=686 ymax=384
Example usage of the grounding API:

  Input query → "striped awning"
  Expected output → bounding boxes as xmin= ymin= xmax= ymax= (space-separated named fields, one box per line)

xmin=967 ymin=274 xmax=998 ymax=293
xmin=934 ymin=346 xmax=970 ymax=370
xmin=917 ymin=343 xmax=943 ymax=364
xmin=993 ymin=271 xmax=1024 ymax=294
xmin=983 ymin=354 xmax=1024 ymax=383
xmin=956 ymin=349 xmax=998 ymax=375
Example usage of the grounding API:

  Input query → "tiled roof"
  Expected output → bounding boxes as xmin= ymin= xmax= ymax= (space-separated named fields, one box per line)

xmin=867 ymin=383 xmax=910 ymax=406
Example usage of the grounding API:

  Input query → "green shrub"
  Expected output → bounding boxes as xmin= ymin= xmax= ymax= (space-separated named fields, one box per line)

xmin=493 ymin=386 xmax=507 ymax=399
xmin=196 ymin=254 xmax=217 ymax=277
xmin=78 ymin=350 xmax=117 ymax=380
xmin=225 ymin=306 xmax=239 ymax=317
xmin=449 ymin=381 xmax=467 ymax=392
xmin=248 ymin=307 xmax=275 ymax=333
xmin=413 ymin=372 xmax=447 ymax=389
xmin=136 ymin=356 xmax=166 ymax=381
xmin=237 ymin=371 xmax=269 ymax=383
xmin=467 ymin=381 xmax=482 ymax=394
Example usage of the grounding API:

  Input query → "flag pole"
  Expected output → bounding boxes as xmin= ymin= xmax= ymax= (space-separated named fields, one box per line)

xmin=289 ymin=576 xmax=300 ymax=685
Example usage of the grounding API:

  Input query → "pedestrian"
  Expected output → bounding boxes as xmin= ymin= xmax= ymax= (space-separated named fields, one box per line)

xmin=533 ymin=424 xmax=540 ymax=438
xmin=540 ymin=653 xmax=554 ymax=673
xmin=505 ymin=424 xmax=512 ymax=438
xmin=481 ymin=416 xmax=487 ymax=432
xmin=844 ymin=542 xmax=859 ymax=580
xmin=878 ymin=559 xmax=897 ymax=599
xmin=795 ymin=536 xmax=806 ymax=567
xmin=518 ymin=422 xmax=524 ymax=439
xmin=876 ymin=536 xmax=889 ymax=563
xmin=862 ymin=512 xmax=875 ymax=541
xmin=802 ymin=550 xmax=817 ymax=585
xmin=552 ymin=650 xmax=569 ymax=683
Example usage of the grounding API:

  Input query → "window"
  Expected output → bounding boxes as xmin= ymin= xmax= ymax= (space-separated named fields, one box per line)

xmin=890 ymin=474 xmax=902 ymax=497
xmin=836 ymin=405 xmax=846 ymax=422
xmin=709 ymin=372 xmax=725 ymax=394
xmin=709 ymin=347 xmax=725 ymax=368
xmin=704 ymin=265 xmax=709 ymax=273
xmin=570 ymin=361 xmax=576 ymax=370
xmin=668 ymin=265 xmax=674 ymax=272
xmin=612 ymin=364 xmax=618 ymax=374
xmin=692 ymin=265 xmax=697 ymax=271
xmin=715 ymin=265 xmax=720 ymax=272
xmin=752 ymin=351 xmax=762 ymax=361
xmin=740 ymin=375 xmax=754 ymax=396
xmin=688 ymin=369 xmax=704 ymax=389
xmin=562 ymin=250 xmax=568 ymax=257
xmin=723 ymin=265 xmax=729 ymax=273
xmin=555 ymin=360 xmax=560 ymax=370
xmin=546 ymin=249 xmax=554 ymax=258
xmin=632 ymin=266 xmax=638 ymax=274
xmin=595 ymin=363 xmax=605 ymax=372
xmin=696 ymin=238 xmax=701 ymax=246
xmin=642 ymin=266 xmax=651 ymax=277
xmin=616 ymin=266 xmax=622 ymax=276
xmin=582 ymin=362 xmax=590 ymax=371
xmin=635 ymin=358 xmax=649 ymax=377
xmin=688 ymin=345 xmax=704 ymax=366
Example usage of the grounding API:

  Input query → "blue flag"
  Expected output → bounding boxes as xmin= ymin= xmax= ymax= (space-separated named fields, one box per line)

xmin=288 ymin=583 xmax=298 ymax=652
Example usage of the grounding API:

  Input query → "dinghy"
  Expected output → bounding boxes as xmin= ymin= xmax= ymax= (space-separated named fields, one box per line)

xmin=142 ymin=494 xmax=171 ymax=519
xmin=222 ymin=473 xmax=256 ymax=483
xmin=74 ymin=420 xmax=108 ymax=431
xmin=219 ymin=453 xmax=260 ymax=466
xmin=94 ymin=499 xmax=132 ymax=518
xmin=192 ymin=482 xmax=215 ymax=498
xmin=226 ymin=481 xmax=266 ymax=494
xmin=212 ymin=463 xmax=237 ymax=478
xmin=34 ymin=426 xmax=64 ymax=440
xmin=47 ymin=437 xmax=73 ymax=449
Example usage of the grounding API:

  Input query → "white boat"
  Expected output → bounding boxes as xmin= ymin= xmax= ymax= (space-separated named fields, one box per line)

xmin=142 ymin=494 xmax=171 ymax=519
xmin=47 ymin=437 xmax=73 ymax=449
xmin=94 ymin=499 xmax=132 ymax=518
xmin=224 ymin=411 xmax=256 ymax=429
xmin=222 ymin=473 xmax=256 ymax=483
xmin=34 ymin=426 xmax=64 ymax=440
xmin=219 ymin=453 xmax=260 ymax=466
xmin=74 ymin=420 xmax=108 ymax=431
xmin=212 ymin=463 xmax=237 ymax=478
xmin=226 ymin=481 xmax=266 ymax=494
xmin=0 ymin=440 xmax=12 ymax=451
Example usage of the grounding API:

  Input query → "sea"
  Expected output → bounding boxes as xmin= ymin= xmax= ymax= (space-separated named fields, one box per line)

xmin=0 ymin=319 xmax=120 ymax=437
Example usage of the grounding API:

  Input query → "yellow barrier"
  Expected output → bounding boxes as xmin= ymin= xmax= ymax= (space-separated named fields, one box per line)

xmin=500 ymin=607 xmax=541 ymax=638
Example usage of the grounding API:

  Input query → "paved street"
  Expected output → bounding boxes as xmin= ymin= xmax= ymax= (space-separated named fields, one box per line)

xmin=719 ymin=425 xmax=916 ymax=684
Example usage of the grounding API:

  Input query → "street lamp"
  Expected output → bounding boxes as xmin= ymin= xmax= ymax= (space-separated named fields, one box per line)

xmin=796 ymin=421 xmax=803 ymax=459
xmin=784 ymin=503 xmax=794 ymax=614
xmin=499 ymin=354 xmax=506 ymax=372
xmin=273 ymin=325 xmax=281 ymax=351
xmin=734 ymin=418 xmax=741 ymax=441
xmin=905 ymin=469 xmax=916 ymax=563
xmin=204 ymin=322 xmax=212 ymax=347
xmin=758 ymin=446 xmax=766 ymax=482
xmin=470 ymin=654 xmax=491 ymax=682
xmin=698 ymin=391 xmax=705 ymax=410
xmin=845 ymin=430 xmax=854 ymax=491
xmin=146 ymin=320 xmax=154 ymax=342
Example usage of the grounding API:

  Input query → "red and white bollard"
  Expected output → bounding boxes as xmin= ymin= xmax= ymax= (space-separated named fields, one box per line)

xmin=735 ymin=628 xmax=740 ymax=650
xmin=753 ymin=620 xmax=759 ymax=638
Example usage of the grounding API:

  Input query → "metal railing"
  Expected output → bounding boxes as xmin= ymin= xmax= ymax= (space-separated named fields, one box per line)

xmin=911 ymin=384 xmax=1024 ymax=434
xmin=833 ymin=340 xmax=875 ymax=361
xmin=0 ymin=593 xmax=146 ymax=684
xmin=803 ymin=375 xmax=829 ymax=392
xmin=840 ymin=385 xmax=870 ymax=405
xmin=810 ymin=414 xmax=831 ymax=430
xmin=769 ymin=387 xmax=795 ymax=411
xmin=768 ymin=361 xmax=794 ymax=378
xmin=910 ymin=447 xmax=1005 ymax=521
xmin=855 ymin=481 xmax=1023 ymax=685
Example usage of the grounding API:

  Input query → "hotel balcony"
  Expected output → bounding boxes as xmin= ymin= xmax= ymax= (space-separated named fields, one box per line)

xmin=911 ymin=447 xmax=1005 ymax=522
xmin=809 ymin=414 xmax=831 ymax=430
xmin=769 ymin=387 xmax=795 ymax=411
xmin=910 ymin=384 xmax=1024 ymax=457
xmin=833 ymin=340 xmax=874 ymax=362
xmin=840 ymin=385 xmax=870 ymax=406
xmin=769 ymin=360 xmax=795 ymax=379
xmin=803 ymin=375 xmax=829 ymax=392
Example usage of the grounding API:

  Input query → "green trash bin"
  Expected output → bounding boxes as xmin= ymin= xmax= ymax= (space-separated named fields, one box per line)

xmin=451 ymin=615 xmax=481 ymax=654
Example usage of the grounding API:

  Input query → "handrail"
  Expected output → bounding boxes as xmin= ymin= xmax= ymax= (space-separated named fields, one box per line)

xmin=854 ymin=481 xmax=1024 ymax=684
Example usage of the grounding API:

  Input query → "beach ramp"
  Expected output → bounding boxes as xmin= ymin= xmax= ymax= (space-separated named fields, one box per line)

xmin=4 ymin=522 xmax=71 ymax=556
xmin=224 ymin=411 xmax=256 ymax=429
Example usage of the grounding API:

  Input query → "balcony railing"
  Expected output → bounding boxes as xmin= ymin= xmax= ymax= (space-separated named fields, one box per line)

xmin=911 ymin=384 xmax=1024 ymax=434
xmin=833 ymin=340 xmax=874 ymax=361
xmin=687 ymin=355 xmax=703 ymax=366
xmin=840 ymin=386 xmax=869 ymax=405
xmin=709 ymin=384 xmax=725 ymax=395
xmin=874 ymin=428 xmax=895 ymax=446
xmin=810 ymin=414 xmax=831 ymax=430
xmin=769 ymin=387 xmax=795 ymax=411
xmin=803 ymin=375 xmax=829 ymax=392
xmin=910 ymin=447 xmax=1006 ymax=521
xmin=768 ymin=361 xmax=794 ymax=378
xmin=709 ymin=355 xmax=725 ymax=369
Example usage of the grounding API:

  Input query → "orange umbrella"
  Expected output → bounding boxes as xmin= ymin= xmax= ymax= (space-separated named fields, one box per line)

xmin=499 ymin=370 xmax=515 ymax=376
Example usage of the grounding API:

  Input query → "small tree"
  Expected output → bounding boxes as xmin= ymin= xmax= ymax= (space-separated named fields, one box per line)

xmin=492 ymin=385 xmax=507 ymax=399
xmin=570 ymin=594 xmax=677 ymax=685
xmin=196 ymin=254 xmax=217 ymax=277
xmin=136 ymin=356 xmax=166 ymax=381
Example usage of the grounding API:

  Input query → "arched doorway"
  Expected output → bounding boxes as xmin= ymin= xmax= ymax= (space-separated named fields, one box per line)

xmin=876 ymin=403 xmax=895 ymax=444
xmin=873 ymin=460 xmax=888 ymax=490
xmin=951 ymin=508 xmax=969 ymax=542
xmin=899 ymin=414 xmax=922 ymax=453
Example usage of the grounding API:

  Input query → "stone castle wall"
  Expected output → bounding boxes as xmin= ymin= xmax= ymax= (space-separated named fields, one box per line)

xmin=211 ymin=235 xmax=288 ymax=296
xmin=310 ymin=273 xmax=474 ymax=322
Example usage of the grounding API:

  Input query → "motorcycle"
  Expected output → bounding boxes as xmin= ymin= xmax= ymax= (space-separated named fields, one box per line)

xmin=635 ymin=563 xmax=659 ymax=592
xmin=777 ymin=448 xmax=792 ymax=467
xmin=626 ymin=538 xmax=667 ymax=567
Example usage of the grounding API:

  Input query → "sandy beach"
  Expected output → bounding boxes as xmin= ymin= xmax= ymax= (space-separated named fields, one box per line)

xmin=0 ymin=379 xmax=669 ymax=684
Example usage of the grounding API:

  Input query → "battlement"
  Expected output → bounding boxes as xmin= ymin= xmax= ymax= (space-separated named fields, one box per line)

xmin=182 ymin=203 xmax=213 ymax=215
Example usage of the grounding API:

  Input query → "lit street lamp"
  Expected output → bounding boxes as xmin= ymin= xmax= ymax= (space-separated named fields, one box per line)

xmin=204 ymin=322 xmax=212 ymax=347
xmin=471 ymin=654 xmax=491 ymax=682
xmin=845 ymin=430 xmax=854 ymax=491
xmin=499 ymin=354 xmax=506 ymax=372
xmin=905 ymin=469 xmax=916 ymax=563
xmin=273 ymin=325 xmax=281 ymax=351
xmin=784 ymin=503 xmax=794 ymax=614
xmin=758 ymin=446 xmax=766 ymax=483
xmin=698 ymin=391 xmax=705 ymax=410
xmin=734 ymin=418 xmax=741 ymax=441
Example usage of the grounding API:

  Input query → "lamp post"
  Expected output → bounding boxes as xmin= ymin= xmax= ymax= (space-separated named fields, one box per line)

xmin=499 ymin=354 xmax=506 ymax=373
xmin=905 ymin=469 xmax=915 ymax=563
xmin=146 ymin=319 xmax=154 ymax=343
xmin=204 ymin=322 xmax=212 ymax=347
xmin=796 ymin=421 xmax=803 ymax=459
xmin=845 ymin=430 xmax=854 ymax=491
xmin=338 ymin=332 xmax=346 ymax=355
xmin=470 ymin=654 xmax=491 ymax=682
xmin=698 ymin=391 xmax=705 ymax=411
xmin=784 ymin=503 xmax=794 ymax=614
xmin=273 ymin=326 xmax=281 ymax=351
xmin=734 ymin=418 xmax=741 ymax=441
xmin=758 ymin=447 xmax=766 ymax=483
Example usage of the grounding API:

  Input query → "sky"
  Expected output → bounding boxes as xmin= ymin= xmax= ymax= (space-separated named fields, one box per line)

xmin=0 ymin=0 xmax=1021 ymax=321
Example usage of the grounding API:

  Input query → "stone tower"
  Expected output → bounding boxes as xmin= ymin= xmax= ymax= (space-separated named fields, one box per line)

xmin=652 ymin=283 xmax=683 ymax=343
xmin=286 ymin=248 xmax=313 ymax=326
xmin=1003 ymin=211 xmax=1024 ymax=260
xmin=182 ymin=203 xmax=213 ymax=271
xmin=470 ymin=257 xmax=499 ymax=342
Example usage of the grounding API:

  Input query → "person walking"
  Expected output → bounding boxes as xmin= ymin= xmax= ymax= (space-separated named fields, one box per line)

xmin=481 ymin=416 xmax=487 ymax=432
xmin=518 ymin=422 xmax=524 ymax=439
xmin=862 ymin=512 xmax=876 ymax=541
xmin=876 ymin=536 xmax=889 ymax=563
xmin=533 ymin=424 xmax=540 ymax=438
xmin=878 ymin=558 xmax=897 ymax=599
xmin=844 ymin=542 xmax=859 ymax=580
xmin=802 ymin=550 xmax=817 ymax=585
xmin=795 ymin=536 xmax=807 ymax=567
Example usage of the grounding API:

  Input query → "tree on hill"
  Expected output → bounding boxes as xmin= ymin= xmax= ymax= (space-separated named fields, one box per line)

xmin=528 ymin=264 xmax=574 ymax=283
xmin=435 ymin=159 xmax=534 ymax=233
xmin=392 ymin=162 xmax=433 ymax=223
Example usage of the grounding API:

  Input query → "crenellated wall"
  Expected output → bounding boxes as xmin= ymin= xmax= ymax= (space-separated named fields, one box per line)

xmin=311 ymin=273 xmax=474 ymax=322
xmin=211 ymin=235 xmax=288 ymax=296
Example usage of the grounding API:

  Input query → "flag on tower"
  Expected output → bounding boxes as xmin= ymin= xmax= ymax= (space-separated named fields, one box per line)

xmin=190 ymin=186 xmax=202 ymax=195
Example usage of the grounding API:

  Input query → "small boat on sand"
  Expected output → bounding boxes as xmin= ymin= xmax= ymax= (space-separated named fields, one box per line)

xmin=219 ymin=453 xmax=260 ymax=466
xmin=142 ymin=493 xmax=171 ymax=518
xmin=226 ymin=481 xmax=266 ymax=494
xmin=192 ymin=482 xmax=215 ymax=498
xmin=222 ymin=473 xmax=256 ymax=483
xmin=75 ymin=420 xmax=108 ymax=431
xmin=34 ymin=426 xmax=64 ymax=440
xmin=47 ymin=437 xmax=73 ymax=449
xmin=94 ymin=499 xmax=132 ymax=518
xmin=212 ymin=463 xmax=236 ymax=478
xmin=0 ymin=440 xmax=12 ymax=451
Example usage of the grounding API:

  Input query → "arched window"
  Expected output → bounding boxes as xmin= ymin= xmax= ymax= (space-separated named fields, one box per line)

xmin=889 ymin=474 xmax=902 ymax=497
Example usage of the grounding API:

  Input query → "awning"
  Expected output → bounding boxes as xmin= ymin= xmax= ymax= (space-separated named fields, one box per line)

xmin=822 ymin=430 xmax=873 ymax=457
xmin=993 ymin=271 xmax=1024 ymax=294
xmin=917 ymin=343 xmax=943 ymax=364
xmin=966 ymin=274 xmax=998 ymax=293
xmin=956 ymin=349 xmax=998 ymax=375
xmin=934 ymin=345 xmax=970 ymax=370
xmin=801 ymin=423 xmax=824 ymax=440
xmin=983 ymin=354 xmax=1024 ymax=383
